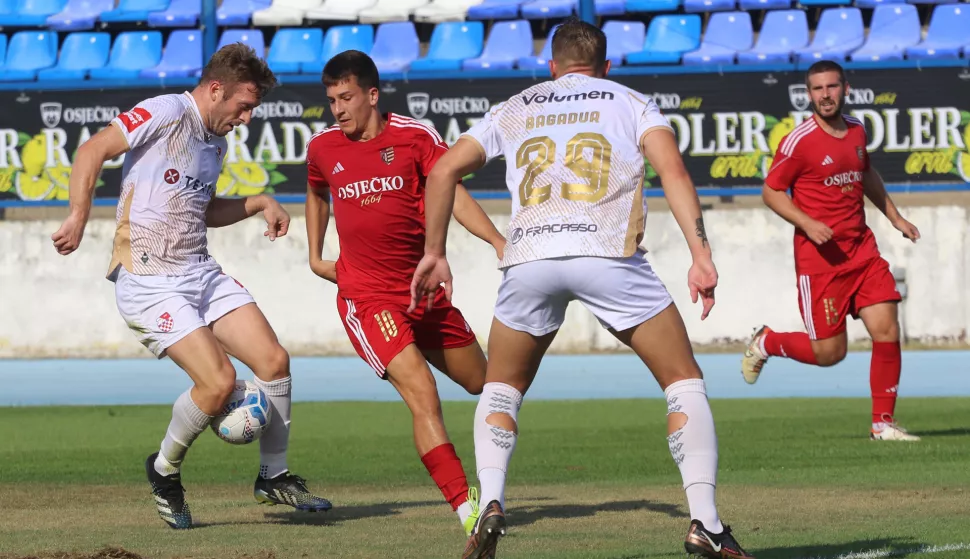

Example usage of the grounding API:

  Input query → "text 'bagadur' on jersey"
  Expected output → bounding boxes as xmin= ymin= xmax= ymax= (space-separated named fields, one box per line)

xmin=106 ymin=93 xmax=228 ymax=281
xmin=462 ymin=73 xmax=672 ymax=269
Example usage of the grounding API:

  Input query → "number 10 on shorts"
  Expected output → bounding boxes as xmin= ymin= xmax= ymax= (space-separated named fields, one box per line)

xmin=375 ymin=310 xmax=399 ymax=342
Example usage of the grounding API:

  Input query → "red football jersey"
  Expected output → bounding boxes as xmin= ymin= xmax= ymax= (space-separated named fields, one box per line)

xmin=765 ymin=115 xmax=879 ymax=274
xmin=306 ymin=113 xmax=449 ymax=300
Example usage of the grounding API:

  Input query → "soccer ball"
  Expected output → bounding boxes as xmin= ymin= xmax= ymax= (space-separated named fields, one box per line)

xmin=210 ymin=380 xmax=273 ymax=445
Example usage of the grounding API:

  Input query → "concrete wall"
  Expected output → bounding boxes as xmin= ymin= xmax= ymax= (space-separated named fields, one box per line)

xmin=1 ymin=204 xmax=964 ymax=358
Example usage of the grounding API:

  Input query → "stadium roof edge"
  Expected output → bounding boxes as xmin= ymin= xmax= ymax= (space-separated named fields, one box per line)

xmin=0 ymin=59 xmax=966 ymax=92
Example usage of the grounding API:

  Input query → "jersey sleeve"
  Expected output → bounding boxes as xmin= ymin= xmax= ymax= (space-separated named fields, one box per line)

xmin=413 ymin=125 xmax=450 ymax=177
xmin=634 ymin=95 xmax=674 ymax=143
xmin=305 ymin=136 xmax=329 ymax=193
xmin=764 ymin=135 xmax=804 ymax=191
xmin=111 ymin=96 xmax=182 ymax=151
xmin=462 ymin=103 xmax=504 ymax=162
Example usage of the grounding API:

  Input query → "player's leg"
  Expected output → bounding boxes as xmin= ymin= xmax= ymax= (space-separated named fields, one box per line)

xmin=419 ymin=303 xmax=486 ymax=396
xmin=577 ymin=254 xmax=752 ymax=559
xmin=742 ymin=271 xmax=850 ymax=384
xmin=854 ymin=258 xmax=918 ymax=441
xmin=205 ymin=270 xmax=331 ymax=511
xmin=461 ymin=262 xmax=565 ymax=559
xmin=337 ymin=297 xmax=475 ymax=531
xmin=115 ymin=269 xmax=234 ymax=530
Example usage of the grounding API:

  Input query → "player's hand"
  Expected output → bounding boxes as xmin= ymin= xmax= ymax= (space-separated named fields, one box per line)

xmin=51 ymin=213 xmax=86 ymax=255
xmin=802 ymin=219 xmax=834 ymax=245
xmin=261 ymin=197 xmax=290 ymax=241
xmin=493 ymin=237 xmax=506 ymax=261
xmin=409 ymin=253 xmax=452 ymax=313
xmin=892 ymin=216 xmax=920 ymax=243
xmin=310 ymin=258 xmax=337 ymax=283
xmin=688 ymin=255 xmax=718 ymax=321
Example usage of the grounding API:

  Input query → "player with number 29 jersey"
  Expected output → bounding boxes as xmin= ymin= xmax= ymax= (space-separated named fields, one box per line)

xmin=465 ymin=73 xmax=671 ymax=269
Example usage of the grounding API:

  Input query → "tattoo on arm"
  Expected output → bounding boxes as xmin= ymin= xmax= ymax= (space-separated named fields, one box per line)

xmin=695 ymin=217 xmax=708 ymax=248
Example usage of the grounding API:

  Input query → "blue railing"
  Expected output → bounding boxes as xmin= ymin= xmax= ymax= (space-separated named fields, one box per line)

xmin=3 ymin=183 xmax=967 ymax=208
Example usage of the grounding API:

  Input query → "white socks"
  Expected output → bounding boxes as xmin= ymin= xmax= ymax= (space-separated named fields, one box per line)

xmin=475 ymin=382 xmax=523 ymax=511
xmin=665 ymin=379 xmax=724 ymax=533
xmin=155 ymin=389 xmax=212 ymax=476
xmin=254 ymin=375 xmax=292 ymax=480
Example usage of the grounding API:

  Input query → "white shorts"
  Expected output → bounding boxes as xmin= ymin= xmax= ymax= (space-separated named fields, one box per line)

xmin=114 ymin=265 xmax=255 ymax=358
xmin=494 ymin=250 xmax=673 ymax=336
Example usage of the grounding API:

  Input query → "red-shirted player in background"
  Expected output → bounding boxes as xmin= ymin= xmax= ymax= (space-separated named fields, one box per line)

xmin=304 ymin=51 xmax=506 ymax=536
xmin=741 ymin=61 xmax=922 ymax=441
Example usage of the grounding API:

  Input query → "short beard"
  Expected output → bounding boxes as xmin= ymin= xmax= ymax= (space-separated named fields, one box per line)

xmin=811 ymin=94 xmax=845 ymax=122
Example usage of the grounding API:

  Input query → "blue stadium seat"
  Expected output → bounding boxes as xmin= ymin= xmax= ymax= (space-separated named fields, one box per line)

xmin=595 ymin=0 xmax=625 ymax=14
xmin=906 ymin=4 xmax=968 ymax=59
xmin=626 ymin=15 xmax=701 ymax=64
xmin=855 ymin=0 xmax=904 ymax=8
xmin=466 ymin=0 xmax=520 ymax=19
xmin=735 ymin=10 xmax=807 ymax=64
xmin=0 ymin=0 xmax=12 ymax=18
xmin=625 ymin=0 xmax=680 ymax=11
xmin=216 ymin=0 xmax=269 ymax=26
xmin=602 ymin=20 xmax=645 ymax=65
xmin=265 ymin=28 xmax=322 ymax=75
xmin=849 ymin=4 xmax=919 ymax=61
xmin=369 ymin=22 xmax=419 ymax=73
xmin=684 ymin=0 xmax=734 ymax=12
xmin=146 ymin=0 xmax=198 ymax=26
xmin=0 ymin=0 xmax=68 ymax=26
xmin=37 ymin=31 xmax=109 ymax=80
xmin=217 ymin=29 xmax=266 ymax=56
xmin=906 ymin=0 xmax=958 ymax=4
xmin=89 ymin=31 xmax=162 ymax=79
xmin=140 ymin=29 xmax=201 ymax=79
xmin=46 ymin=0 xmax=113 ymax=31
xmin=738 ymin=0 xmax=789 ymax=9
xmin=0 ymin=31 xmax=57 ymax=82
xmin=0 ymin=34 xmax=6 ymax=68
xmin=793 ymin=7 xmax=863 ymax=63
xmin=99 ymin=0 xmax=169 ymax=23
xmin=799 ymin=0 xmax=850 ymax=5
xmin=521 ymin=0 xmax=574 ymax=19
xmin=302 ymin=24 xmax=374 ymax=75
xmin=518 ymin=23 xmax=558 ymax=70
xmin=683 ymin=11 xmax=752 ymax=65
xmin=463 ymin=19 xmax=531 ymax=70
xmin=410 ymin=21 xmax=483 ymax=72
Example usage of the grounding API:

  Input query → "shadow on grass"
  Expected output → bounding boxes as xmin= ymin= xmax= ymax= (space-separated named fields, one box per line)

xmin=195 ymin=500 xmax=443 ymax=528
xmin=910 ymin=427 xmax=970 ymax=438
xmin=508 ymin=499 xmax=688 ymax=528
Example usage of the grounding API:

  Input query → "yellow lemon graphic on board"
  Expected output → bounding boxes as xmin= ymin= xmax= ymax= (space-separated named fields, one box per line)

xmin=956 ymin=151 xmax=970 ymax=183
xmin=14 ymin=171 xmax=56 ymax=200
xmin=227 ymin=162 xmax=270 ymax=196
xmin=20 ymin=133 xmax=47 ymax=177
xmin=47 ymin=165 xmax=73 ymax=200
xmin=768 ymin=117 xmax=796 ymax=156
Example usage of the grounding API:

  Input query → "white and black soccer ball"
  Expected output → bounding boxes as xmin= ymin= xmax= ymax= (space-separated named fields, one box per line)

xmin=210 ymin=380 xmax=273 ymax=445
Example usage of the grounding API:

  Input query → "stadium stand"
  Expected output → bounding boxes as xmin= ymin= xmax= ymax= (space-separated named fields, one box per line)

xmin=303 ymin=24 xmax=373 ymax=74
xmin=410 ymin=21 xmax=483 ymax=71
xmin=602 ymin=20 xmax=645 ymax=65
xmin=252 ymin=0 xmax=320 ymax=26
xmin=217 ymin=28 xmax=266 ymax=54
xmin=358 ymin=0 xmax=427 ymax=23
xmin=413 ymin=0 xmax=483 ymax=23
xmin=146 ymin=0 xmax=200 ymax=27
xmin=626 ymin=14 xmax=701 ymax=64
xmin=88 ymin=31 xmax=162 ymax=79
xmin=849 ymin=3 xmax=920 ymax=61
xmin=0 ymin=31 xmax=58 ymax=81
xmin=37 ymin=30 xmax=109 ymax=80
xmin=140 ymin=29 xmax=202 ymax=78
xmin=682 ymin=11 xmax=752 ymax=65
xmin=368 ymin=21 xmax=420 ymax=72
xmin=463 ymin=19 xmax=531 ymax=70
xmin=216 ymin=0 xmax=268 ymax=25
xmin=625 ymin=0 xmax=681 ymax=14
xmin=793 ymin=7 xmax=864 ymax=64
xmin=517 ymin=22 xmax=558 ymax=69
xmin=98 ymin=0 xmax=169 ymax=23
xmin=466 ymin=0 xmax=521 ymax=20
xmin=265 ymin=27 xmax=321 ymax=74
xmin=0 ymin=0 xmax=66 ymax=26
xmin=521 ymin=0 xmax=575 ymax=19
xmin=906 ymin=4 xmax=967 ymax=59
xmin=46 ymin=0 xmax=113 ymax=31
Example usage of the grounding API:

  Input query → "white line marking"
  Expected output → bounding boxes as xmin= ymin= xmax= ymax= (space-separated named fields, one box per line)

xmin=797 ymin=543 xmax=970 ymax=559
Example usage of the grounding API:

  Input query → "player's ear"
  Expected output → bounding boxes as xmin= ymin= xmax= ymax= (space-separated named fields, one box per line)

xmin=548 ymin=59 xmax=558 ymax=80
xmin=368 ymin=87 xmax=379 ymax=107
xmin=602 ymin=60 xmax=611 ymax=77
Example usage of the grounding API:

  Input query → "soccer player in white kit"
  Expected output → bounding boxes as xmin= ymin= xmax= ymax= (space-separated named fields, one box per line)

xmin=411 ymin=20 xmax=754 ymax=559
xmin=51 ymin=44 xmax=331 ymax=530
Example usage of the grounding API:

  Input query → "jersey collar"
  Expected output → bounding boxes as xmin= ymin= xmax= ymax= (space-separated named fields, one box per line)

xmin=183 ymin=92 xmax=214 ymax=141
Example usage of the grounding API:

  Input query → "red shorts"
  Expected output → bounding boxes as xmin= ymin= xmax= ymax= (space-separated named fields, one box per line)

xmin=336 ymin=295 xmax=477 ymax=379
xmin=797 ymin=256 xmax=901 ymax=340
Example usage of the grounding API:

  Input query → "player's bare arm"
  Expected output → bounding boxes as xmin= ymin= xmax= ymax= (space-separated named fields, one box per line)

xmin=305 ymin=181 xmax=337 ymax=283
xmin=51 ymin=122 xmax=130 ymax=255
xmin=410 ymin=137 xmax=486 ymax=312
xmin=862 ymin=167 xmax=920 ymax=243
xmin=761 ymin=185 xmax=834 ymax=246
xmin=641 ymin=127 xmax=718 ymax=320
xmin=205 ymin=194 xmax=290 ymax=241
xmin=453 ymin=183 xmax=506 ymax=260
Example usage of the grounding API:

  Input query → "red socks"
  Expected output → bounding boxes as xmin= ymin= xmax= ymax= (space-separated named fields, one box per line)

xmin=763 ymin=330 xmax=818 ymax=365
xmin=870 ymin=341 xmax=902 ymax=423
xmin=420 ymin=443 xmax=469 ymax=511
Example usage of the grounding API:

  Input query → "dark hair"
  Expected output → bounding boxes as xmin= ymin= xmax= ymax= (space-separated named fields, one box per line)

xmin=551 ymin=17 xmax=607 ymax=71
xmin=322 ymin=50 xmax=380 ymax=92
xmin=805 ymin=60 xmax=846 ymax=87
xmin=200 ymin=42 xmax=278 ymax=100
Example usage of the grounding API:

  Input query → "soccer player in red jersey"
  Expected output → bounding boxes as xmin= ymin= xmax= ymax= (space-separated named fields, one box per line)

xmin=304 ymin=51 xmax=506 ymax=535
xmin=741 ymin=61 xmax=921 ymax=441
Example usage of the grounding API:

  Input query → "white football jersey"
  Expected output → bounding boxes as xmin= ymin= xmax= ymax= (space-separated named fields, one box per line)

xmin=463 ymin=74 xmax=671 ymax=268
xmin=106 ymin=93 xmax=228 ymax=280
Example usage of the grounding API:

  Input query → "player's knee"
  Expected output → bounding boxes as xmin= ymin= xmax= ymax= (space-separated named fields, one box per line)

xmin=200 ymin=365 xmax=238 ymax=407
xmin=871 ymin=321 xmax=899 ymax=343
xmin=464 ymin=375 xmax=485 ymax=396
xmin=259 ymin=344 xmax=290 ymax=381
xmin=485 ymin=412 xmax=518 ymax=435
xmin=815 ymin=345 xmax=847 ymax=367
